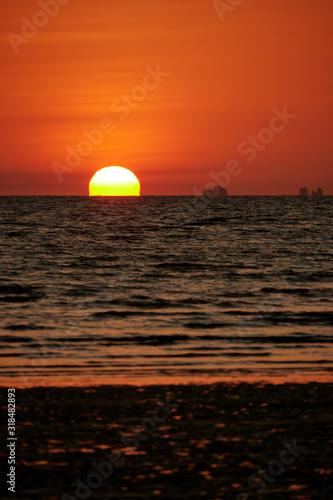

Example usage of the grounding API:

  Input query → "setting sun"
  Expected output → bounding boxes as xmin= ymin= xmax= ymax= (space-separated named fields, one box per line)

xmin=89 ymin=166 xmax=140 ymax=196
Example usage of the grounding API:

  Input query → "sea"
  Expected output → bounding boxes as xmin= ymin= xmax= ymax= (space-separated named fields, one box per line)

xmin=0 ymin=196 xmax=332 ymax=387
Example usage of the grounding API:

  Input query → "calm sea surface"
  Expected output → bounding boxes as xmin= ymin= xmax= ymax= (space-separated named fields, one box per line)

xmin=0 ymin=196 xmax=332 ymax=386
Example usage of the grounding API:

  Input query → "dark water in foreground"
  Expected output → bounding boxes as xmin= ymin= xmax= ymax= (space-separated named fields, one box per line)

xmin=0 ymin=196 xmax=332 ymax=386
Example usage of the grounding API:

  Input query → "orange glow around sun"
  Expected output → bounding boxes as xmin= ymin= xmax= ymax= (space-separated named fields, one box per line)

xmin=89 ymin=166 xmax=140 ymax=196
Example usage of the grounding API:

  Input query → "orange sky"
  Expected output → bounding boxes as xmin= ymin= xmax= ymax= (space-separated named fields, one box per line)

xmin=1 ymin=0 xmax=332 ymax=195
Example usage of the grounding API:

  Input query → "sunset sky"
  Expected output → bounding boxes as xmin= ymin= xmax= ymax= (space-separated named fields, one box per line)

xmin=1 ymin=0 xmax=332 ymax=195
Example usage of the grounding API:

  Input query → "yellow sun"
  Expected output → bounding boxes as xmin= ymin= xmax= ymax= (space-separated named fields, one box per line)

xmin=89 ymin=166 xmax=140 ymax=196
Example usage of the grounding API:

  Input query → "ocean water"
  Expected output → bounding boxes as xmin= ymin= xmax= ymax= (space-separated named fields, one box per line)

xmin=0 ymin=196 xmax=332 ymax=386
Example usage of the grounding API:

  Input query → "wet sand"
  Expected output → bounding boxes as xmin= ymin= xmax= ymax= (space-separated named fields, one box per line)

xmin=0 ymin=383 xmax=332 ymax=499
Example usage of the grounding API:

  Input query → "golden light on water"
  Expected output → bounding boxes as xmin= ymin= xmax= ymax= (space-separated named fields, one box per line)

xmin=89 ymin=166 xmax=140 ymax=196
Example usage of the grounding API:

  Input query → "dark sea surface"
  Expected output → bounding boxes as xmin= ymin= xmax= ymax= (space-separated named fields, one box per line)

xmin=0 ymin=196 xmax=332 ymax=386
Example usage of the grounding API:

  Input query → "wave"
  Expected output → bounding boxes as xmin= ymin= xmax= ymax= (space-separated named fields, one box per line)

xmin=2 ymin=332 xmax=331 ymax=347
xmin=0 ymin=283 xmax=45 ymax=302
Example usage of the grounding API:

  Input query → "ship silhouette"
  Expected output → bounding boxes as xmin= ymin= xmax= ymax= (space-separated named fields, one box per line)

xmin=203 ymin=186 xmax=228 ymax=196
xmin=299 ymin=187 xmax=324 ymax=197
xmin=312 ymin=187 xmax=324 ymax=196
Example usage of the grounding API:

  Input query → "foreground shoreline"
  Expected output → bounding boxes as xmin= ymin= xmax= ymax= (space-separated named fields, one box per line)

xmin=1 ymin=373 xmax=333 ymax=389
xmin=0 ymin=382 xmax=332 ymax=499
